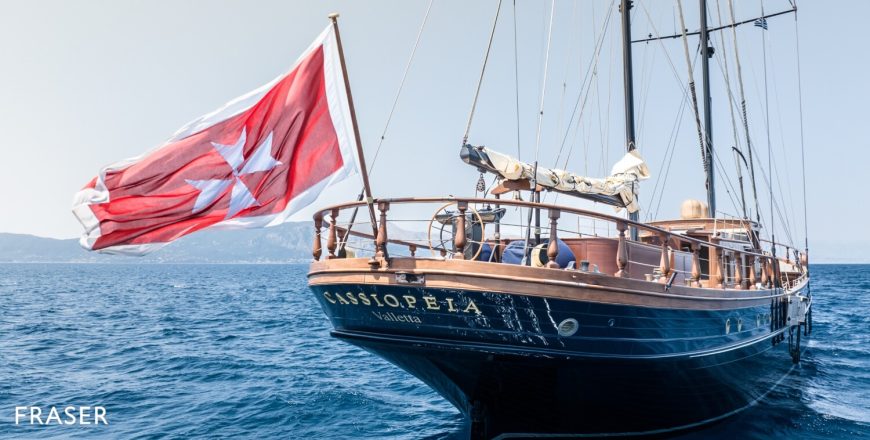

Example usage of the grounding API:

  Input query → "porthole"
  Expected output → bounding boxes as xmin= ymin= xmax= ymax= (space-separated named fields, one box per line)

xmin=558 ymin=318 xmax=579 ymax=337
xmin=737 ymin=318 xmax=743 ymax=332
xmin=607 ymin=318 xmax=616 ymax=327
xmin=725 ymin=318 xmax=732 ymax=334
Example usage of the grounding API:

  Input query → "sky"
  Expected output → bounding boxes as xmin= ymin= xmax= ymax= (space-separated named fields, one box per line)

xmin=0 ymin=0 xmax=866 ymax=262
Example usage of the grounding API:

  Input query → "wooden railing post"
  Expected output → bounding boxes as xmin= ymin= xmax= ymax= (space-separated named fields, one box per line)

xmin=454 ymin=201 xmax=468 ymax=260
xmin=409 ymin=244 xmax=417 ymax=258
xmin=690 ymin=242 xmax=702 ymax=287
xmin=658 ymin=232 xmax=671 ymax=283
xmin=313 ymin=215 xmax=323 ymax=261
xmin=760 ymin=257 xmax=770 ymax=288
xmin=615 ymin=221 xmax=628 ymax=278
xmin=735 ymin=252 xmax=745 ymax=290
xmin=375 ymin=201 xmax=390 ymax=260
xmin=327 ymin=208 xmax=339 ymax=259
xmin=709 ymin=237 xmax=724 ymax=288
xmin=748 ymin=256 xmax=758 ymax=289
xmin=546 ymin=209 xmax=561 ymax=268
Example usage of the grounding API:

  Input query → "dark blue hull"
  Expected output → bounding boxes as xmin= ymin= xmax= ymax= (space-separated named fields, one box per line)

xmin=309 ymin=282 xmax=807 ymax=437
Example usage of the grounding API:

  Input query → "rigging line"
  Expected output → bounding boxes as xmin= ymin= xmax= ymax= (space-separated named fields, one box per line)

xmin=727 ymin=0 xmax=762 ymax=225
xmin=522 ymin=0 xmax=556 ymax=266
xmin=552 ymin=0 xmax=616 ymax=169
xmin=535 ymin=0 xmax=557 ymax=161
xmin=560 ymin=4 xmax=621 ymax=173
xmin=675 ymin=0 xmax=710 ymax=184
xmin=555 ymin=0 xmax=578 ymax=163
xmin=649 ymin=88 xmax=690 ymax=221
xmin=761 ymin=1 xmax=776 ymax=256
xmin=368 ymin=0 xmax=434 ymax=173
xmin=793 ymin=1 xmax=809 ymax=255
xmin=593 ymin=1 xmax=606 ymax=176
xmin=648 ymin=54 xmax=696 ymax=220
xmin=764 ymin=30 xmax=798 ymax=243
xmin=634 ymin=0 xmax=660 ymax=142
xmin=637 ymin=1 xmax=697 ymax=102
xmin=603 ymin=31 xmax=615 ymax=175
xmin=462 ymin=0 xmax=503 ymax=146
xmin=513 ymin=0 xmax=521 ymax=158
xmin=714 ymin=0 xmax=747 ymax=219
xmin=737 ymin=121 xmax=798 ymax=247
xmin=711 ymin=41 xmax=760 ymax=215
xmin=338 ymin=0 xmax=434 ymax=252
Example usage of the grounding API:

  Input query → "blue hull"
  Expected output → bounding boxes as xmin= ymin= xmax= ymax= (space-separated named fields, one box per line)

xmin=309 ymin=283 xmax=806 ymax=437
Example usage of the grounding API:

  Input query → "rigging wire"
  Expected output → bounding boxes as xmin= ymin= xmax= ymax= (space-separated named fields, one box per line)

xmin=675 ymin=0 xmax=710 ymax=181
xmin=649 ymin=88 xmax=690 ymax=220
xmin=760 ymin=1 xmax=778 ymax=260
xmin=727 ymin=0 xmax=763 ymax=226
xmin=462 ymin=0 xmax=503 ymax=145
xmin=714 ymin=0 xmax=748 ymax=219
xmin=513 ymin=0 xmax=521 ymax=158
xmin=522 ymin=0 xmax=556 ymax=265
xmin=338 ymin=0 xmax=434 ymax=252
xmin=761 ymin=26 xmax=798 ymax=246
xmin=551 ymin=0 xmax=616 ymax=170
xmin=556 ymin=1 xmax=579 ymax=166
xmin=793 ymin=1 xmax=809 ymax=258
xmin=368 ymin=0 xmax=435 ymax=173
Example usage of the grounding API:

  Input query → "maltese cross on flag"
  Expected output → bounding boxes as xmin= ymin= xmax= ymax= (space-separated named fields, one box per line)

xmin=73 ymin=25 xmax=361 ymax=255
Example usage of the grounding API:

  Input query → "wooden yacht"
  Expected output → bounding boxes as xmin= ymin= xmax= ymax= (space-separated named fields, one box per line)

xmin=308 ymin=1 xmax=811 ymax=438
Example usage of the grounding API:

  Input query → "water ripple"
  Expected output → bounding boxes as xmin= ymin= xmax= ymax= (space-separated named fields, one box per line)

xmin=0 ymin=263 xmax=866 ymax=439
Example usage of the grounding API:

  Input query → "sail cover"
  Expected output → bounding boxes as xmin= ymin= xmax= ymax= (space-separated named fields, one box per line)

xmin=460 ymin=144 xmax=650 ymax=213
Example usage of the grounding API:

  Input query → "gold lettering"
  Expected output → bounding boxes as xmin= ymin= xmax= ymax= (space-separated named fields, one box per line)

xmin=335 ymin=294 xmax=350 ymax=305
xmin=384 ymin=294 xmax=400 ymax=307
xmin=370 ymin=294 xmax=384 ymax=307
xmin=403 ymin=295 xmax=417 ymax=308
xmin=446 ymin=297 xmax=457 ymax=312
xmin=463 ymin=300 xmax=481 ymax=314
xmin=358 ymin=293 xmax=371 ymax=306
xmin=323 ymin=292 xmax=336 ymax=304
xmin=345 ymin=292 xmax=358 ymax=305
xmin=423 ymin=296 xmax=440 ymax=310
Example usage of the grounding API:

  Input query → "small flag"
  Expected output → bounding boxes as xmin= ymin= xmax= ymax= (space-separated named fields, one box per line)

xmin=754 ymin=17 xmax=768 ymax=30
xmin=72 ymin=25 xmax=361 ymax=255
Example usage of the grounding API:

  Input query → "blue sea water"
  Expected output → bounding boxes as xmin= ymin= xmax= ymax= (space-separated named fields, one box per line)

xmin=0 ymin=263 xmax=867 ymax=439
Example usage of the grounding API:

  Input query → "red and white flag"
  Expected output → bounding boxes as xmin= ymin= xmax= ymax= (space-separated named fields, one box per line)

xmin=73 ymin=26 xmax=360 ymax=255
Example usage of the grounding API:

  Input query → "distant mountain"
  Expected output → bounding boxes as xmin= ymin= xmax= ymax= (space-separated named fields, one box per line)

xmin=0 ymin=222 xmax=316 ymax=263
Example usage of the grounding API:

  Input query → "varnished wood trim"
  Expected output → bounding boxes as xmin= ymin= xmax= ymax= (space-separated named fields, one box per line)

xmin=308 ymin=258 xmax=805 ymax=311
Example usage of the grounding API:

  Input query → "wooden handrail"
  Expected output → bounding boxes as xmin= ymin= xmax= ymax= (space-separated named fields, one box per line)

xmin=313 ymin=196 xmax=781 ymax=261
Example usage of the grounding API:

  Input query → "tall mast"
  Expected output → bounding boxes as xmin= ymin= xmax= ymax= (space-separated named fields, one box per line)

xmin=620 ymin=0 xmax=638 ymax=238
xmin=700 ymin=0 xmax=716 ymax=217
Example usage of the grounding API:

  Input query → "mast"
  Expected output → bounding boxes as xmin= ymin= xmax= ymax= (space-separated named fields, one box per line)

xmin=700 ymin=0 xmax=716 ymax=217
xmin=620 ymin=0 xmax=638 ymax=239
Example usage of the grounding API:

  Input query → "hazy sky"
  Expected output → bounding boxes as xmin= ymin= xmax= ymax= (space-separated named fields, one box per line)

xmin=1 ymin=0 xmax=866 ymax=261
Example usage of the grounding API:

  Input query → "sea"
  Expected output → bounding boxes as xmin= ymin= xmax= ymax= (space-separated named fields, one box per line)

xmin=0 ymin=263 xmax=868 ymax=439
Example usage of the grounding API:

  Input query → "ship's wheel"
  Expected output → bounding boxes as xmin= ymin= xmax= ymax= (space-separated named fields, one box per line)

xmin=427 ymin=202 xmax=485 ymax=260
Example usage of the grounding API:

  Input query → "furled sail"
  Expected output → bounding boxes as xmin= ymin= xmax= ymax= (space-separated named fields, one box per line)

xmin=460 ymin=144 xmax=650 ymax=213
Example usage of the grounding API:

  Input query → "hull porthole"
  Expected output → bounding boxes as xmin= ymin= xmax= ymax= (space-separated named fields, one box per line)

xmin=557 ymin=318 xmax=579 ymax=337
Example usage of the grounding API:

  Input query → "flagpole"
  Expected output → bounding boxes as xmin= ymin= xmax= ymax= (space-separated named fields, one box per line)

xmin=328 ymin=13 xmax=380 ymax=242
